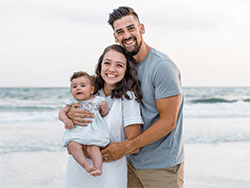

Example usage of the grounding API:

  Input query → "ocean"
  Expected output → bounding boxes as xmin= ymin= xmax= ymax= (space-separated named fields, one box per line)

xmin=0 ymin=87 xmax=250 ymax=187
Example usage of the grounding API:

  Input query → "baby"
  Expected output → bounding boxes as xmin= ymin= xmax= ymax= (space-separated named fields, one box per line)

xmin=59 ymin=71 xmax=110 ymax=176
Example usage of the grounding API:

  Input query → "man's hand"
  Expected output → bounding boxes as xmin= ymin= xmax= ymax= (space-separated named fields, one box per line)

xmin=67 ymin=103 xmax=94 ymax=126
xmin=101 ymin=142 xmax=128 ymax=162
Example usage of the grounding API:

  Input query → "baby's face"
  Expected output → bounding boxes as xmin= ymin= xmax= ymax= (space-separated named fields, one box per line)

xmin=71 ymin=76 xmax=94 ymax=101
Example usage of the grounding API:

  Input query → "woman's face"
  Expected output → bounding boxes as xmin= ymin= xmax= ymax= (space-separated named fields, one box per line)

xmin=101 ymin=49 xmax=127 ymax=88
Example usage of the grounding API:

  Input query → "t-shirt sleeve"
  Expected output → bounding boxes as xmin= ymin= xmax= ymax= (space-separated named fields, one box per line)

xmin=65 ymin=98 xmax=76 ymax=106
xmin=94 ymin=96 xmax=105 ymax=107
xmin=152 ymin=60 xmax=182 ymax=99
xmin=122 ymin=91 xmax=144 ymax=127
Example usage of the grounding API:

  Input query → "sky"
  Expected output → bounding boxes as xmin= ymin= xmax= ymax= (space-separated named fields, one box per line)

xmin=0 ymin=0 xmax=250 ymax=87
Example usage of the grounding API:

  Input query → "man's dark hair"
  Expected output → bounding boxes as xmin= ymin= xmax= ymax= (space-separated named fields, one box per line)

xmin=108 ymin=6 xmax=140 ymax=29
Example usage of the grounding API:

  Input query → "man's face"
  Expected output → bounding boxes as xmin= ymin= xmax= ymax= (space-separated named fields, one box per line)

xmin=113 ymin=15 xmax=145 ymax=56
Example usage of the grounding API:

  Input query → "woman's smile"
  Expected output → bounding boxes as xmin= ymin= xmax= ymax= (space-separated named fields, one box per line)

xmin=106 ymin=74 xmax=116 ymax=78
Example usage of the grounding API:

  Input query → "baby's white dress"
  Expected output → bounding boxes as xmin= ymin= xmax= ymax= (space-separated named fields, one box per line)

xmin=62 ymin=96 xmax=110 ymax=147
xmin=62 ymin=90 xmax=143 ymax=188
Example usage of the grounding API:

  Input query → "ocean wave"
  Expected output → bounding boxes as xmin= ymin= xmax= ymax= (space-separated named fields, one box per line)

xmin=184 ymin=119 xmax=250 ymax=144
xmin=0 ymin=87 xmax=249 ymax=121
xmin=183 ymin=99 xmax=250 ymax=118
xmin=0 ymin=121 xmax=65 ymax=154
xmin=243 ymin=98 xmax=250 ymax=102
xmin=1 ymin=101 xmax=250 ymax=122
xmin=1 ymin=131 xmax=249 ymax=154
xmin=184 ymin=133 xmax=250 ymax=144
xmin=1 ymin=117 xmax=250 ymax=154
xmin=190 ymin=98 xmax=236 ymax=104
xmin=1 ymin=132 xmax=249 ymax=154
xmin=189 ymin=98 xmax=250 ymax=104
xmin=0 ymin=106 xmax=60 ymax=112
xmin=0 ymin=140 xmax=64 ymax=154
xmin=0 ymin=111 xmax=58 ymax=122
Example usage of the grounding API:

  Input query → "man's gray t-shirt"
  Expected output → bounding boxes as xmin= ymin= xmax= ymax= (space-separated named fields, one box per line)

xmin=127 ymin=48 xmax=184 ymax=169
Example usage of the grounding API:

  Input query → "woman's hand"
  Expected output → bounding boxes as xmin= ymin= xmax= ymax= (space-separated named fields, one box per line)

xmin=67 ymin=103 xmax=94 ymax=126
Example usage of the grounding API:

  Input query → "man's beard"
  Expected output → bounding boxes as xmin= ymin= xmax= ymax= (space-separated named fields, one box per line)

xmin=123 ymin=37 xmax=142 ymax=56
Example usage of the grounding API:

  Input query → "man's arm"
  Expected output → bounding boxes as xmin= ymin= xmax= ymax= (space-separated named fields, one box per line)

xmin=101 ymin=95 xmax=180 ymax=161
xmin=126 ymin=95 xmax=180 ymax=152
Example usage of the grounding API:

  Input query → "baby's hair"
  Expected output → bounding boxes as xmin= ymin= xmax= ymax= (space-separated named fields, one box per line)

xmin=70 ymin=71 xmax=95 ymax=86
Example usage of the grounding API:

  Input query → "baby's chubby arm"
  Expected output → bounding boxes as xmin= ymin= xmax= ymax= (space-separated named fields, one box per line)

xmin=67 ymin=103 xmax=94 ymax=126
xmin=58 ymin=105 xmax=74 ymax=129
xmin=99 ymin=101 xmax=109 ymax=116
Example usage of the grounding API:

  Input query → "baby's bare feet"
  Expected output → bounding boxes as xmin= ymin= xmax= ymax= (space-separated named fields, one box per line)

xmin=90 ymin=169 xmax=102 ymax=177
xmin=95 ymin=169 xmax=102 ymax=176
xmin=83 ymin=164 xmax=95 ymax=174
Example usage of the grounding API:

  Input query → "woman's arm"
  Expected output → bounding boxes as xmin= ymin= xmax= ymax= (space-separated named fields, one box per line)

xmin=124 ymin=124 xmax=141 ymax=154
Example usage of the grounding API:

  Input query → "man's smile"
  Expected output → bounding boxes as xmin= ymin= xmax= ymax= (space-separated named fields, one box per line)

xmin=123 ymin=37 xmax=136 ymax=48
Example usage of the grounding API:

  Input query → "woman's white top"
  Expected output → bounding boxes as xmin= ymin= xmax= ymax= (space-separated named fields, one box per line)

xmin=63 ymin=89 xmax=143 ymax=188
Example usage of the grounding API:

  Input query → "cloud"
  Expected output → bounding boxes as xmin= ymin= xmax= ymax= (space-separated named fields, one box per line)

xmin=1 ymin=0 xmax=250 ymax=87
xmin=137 ymin=1 xmax=231 ymax=30
xmin=51 ymin=9 xmax=106 ymax=25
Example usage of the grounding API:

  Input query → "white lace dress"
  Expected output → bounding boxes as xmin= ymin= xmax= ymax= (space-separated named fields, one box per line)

xmin=62 ymin=90 xmax=143 ymax=188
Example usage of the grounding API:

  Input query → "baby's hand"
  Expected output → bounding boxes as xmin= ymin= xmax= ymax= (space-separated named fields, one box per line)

xmin=100 ymin=101 xmax=109 ymax=116
xmin=63 ymin=119 xmax=75 ymax=129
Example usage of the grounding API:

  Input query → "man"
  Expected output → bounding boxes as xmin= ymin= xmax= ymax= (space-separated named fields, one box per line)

xmin=101 ymin=6 xmax=184 ymax=188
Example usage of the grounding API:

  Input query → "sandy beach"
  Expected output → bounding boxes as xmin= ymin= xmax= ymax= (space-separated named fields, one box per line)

xmin=0 ymin=151 xmax=67 ymax=188
xmin=1 ymin=142 xmax=249 ymax=188
xmin=1 ymin=119 xmax=249 ymax=188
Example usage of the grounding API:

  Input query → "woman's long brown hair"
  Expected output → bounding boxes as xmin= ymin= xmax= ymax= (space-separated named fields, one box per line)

xmin=94 ymin=44 xmax=142 ymax=102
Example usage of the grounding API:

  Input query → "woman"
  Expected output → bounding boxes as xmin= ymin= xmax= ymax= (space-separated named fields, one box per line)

xmin=63 ymin=44 xmax=143 ymax=188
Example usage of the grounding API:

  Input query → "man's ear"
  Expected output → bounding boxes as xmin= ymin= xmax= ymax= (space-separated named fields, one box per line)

xmin=113 ymin=33 xmax=119 ymax=43
xmin=139 ymin=24 xmax=145 ymax=34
